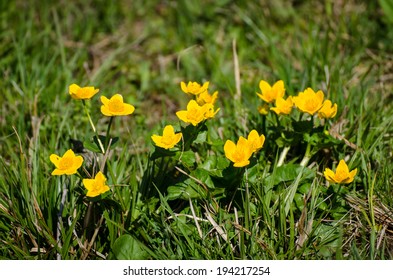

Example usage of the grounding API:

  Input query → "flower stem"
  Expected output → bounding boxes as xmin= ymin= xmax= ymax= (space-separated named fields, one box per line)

xmin=105 ymin=116 xmax=114 ymax=151
xmin=300 ymin=142 xmax=312 ymax=167
xmin=277 ymin=146 xmax=290 ymax=167
xmin=82 ymin=100 xmax=105 ymax=153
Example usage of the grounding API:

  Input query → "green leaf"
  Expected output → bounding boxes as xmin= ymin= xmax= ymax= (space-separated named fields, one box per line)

xmin=113 ymin=234 xmax=149 ymax=260
xmin=167 ymin=180 xmax=207 ymax=200
xmin=177 ymin=150 xmax=196 ymax=168
xmin=264 ymin=164 xmax=315 ymax=186
xmin=193 ymin=130 xmax=207 ymax=144
xmin=200 ymin=154 xmax=229 ymax=177
xmin=191 ymin=168 xmax=215 ymax=189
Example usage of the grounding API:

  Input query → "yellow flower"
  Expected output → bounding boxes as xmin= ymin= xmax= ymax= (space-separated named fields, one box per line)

xmin=318 ymin=99 xmax=338 ymax=119
xmin=293 ymin=88 xmax=324 ymax=115
xmin=324 ymin=159 xmax=357 ymax=184
xmin=196 ymin=90 xmax=218 ymax=105
xmin=151 ymin=125 xmax=182 ymax=149
xmin=100 ymin=94 xmax=135 ymax=116
xmin=256 ymin=80 xmax=285 ymax=103
xmin=247 ymin=130 xmax=265 ymax=153
xmin=180 ymin=81 xmax=209 ymax=95
xmin=50 ymin=149 xmax=83 ymax=176
xmin=224 ymin=137 xmax=253 ymax=167
xmin=83 ymin=171 xmax=110 ymax=197
xmin=271 ymin=96 xmax=293 ymax=115
xmin=69 ymin=84 xmax=99 ymax=100
xmin=203 ymin=103 xmax=220 ymax=119
xmin=257 ymin=104 xmax=270 ymax=115
xmin=176 ymin=100 xmax=207 ymax=126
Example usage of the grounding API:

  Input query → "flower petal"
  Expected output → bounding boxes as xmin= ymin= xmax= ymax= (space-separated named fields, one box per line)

xmin=259 ymin=80 xmax=271 ymax=93
xmin=49 ymin=154 xmax=60 ymax=167
xmin=324 ymin=168 xmax=337 ymax=183
xmin=69 ymin=84 xmax=80 ymax=95
xmin=100 ymin=96 xmax=110 ymax=106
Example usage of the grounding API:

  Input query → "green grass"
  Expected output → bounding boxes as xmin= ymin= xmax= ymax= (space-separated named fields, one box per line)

xmin=1 ymin=0 xmax=393 ymax=260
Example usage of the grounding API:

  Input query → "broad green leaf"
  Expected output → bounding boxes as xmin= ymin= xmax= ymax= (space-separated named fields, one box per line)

xmin=264 ymin=164 xmax=315 ymax=186
xmin=113 ymin=234 xmax=149 ymax=260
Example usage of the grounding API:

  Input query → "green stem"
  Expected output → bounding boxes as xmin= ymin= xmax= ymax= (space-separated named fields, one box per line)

xmin=300 ymin=142 xmax=312 ymax=167
xmin=105 ymin=116 xmax=114 ymax=150
xmin=82 ymin=100 xmax=105 ymax=153
xmin=244 ymin=168 xmax=250 ymax=231
xmin=277 ymin=146 xmax=290 ymax=167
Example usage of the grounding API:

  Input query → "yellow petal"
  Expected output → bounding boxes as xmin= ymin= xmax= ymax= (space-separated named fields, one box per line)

xmin=163 ymin=125 xmax=175 ymax=136
xmin=121 ymin=103 xmax=135 ymax=115
xmin=180 ymin=81 xmax=188 ymax=93
xmin=324 ymin=168 xmax=337 ymax=183
xmin=101 ymin=105 xmax=113 ymax=116
xmin=259 ymin=80 xmax=272 ymax=93
xmin=346 ymin=168 xmax=358 ymax=183
xmin=49 ymin=154 xmax=60 ymax=167
xmin=224 ymin=140 xmax=236 ymax=160
xmin=176 ymin=110 xmax=189 ymax=123
xmin=336 ymin=159 xmax=349 ymax=174
xmin=151 ymin=135 xmax=163 ymax=146
xmin=95 ymin=171 xmax=107 ymax=184
xmin=111 ymin=94 xmax=124 ymax=103
xmin=69 ymin=84 xmax=80 ymax=95
xmin=316 ymin=90 xmax=325 ymax=103
xmin=51 ymin=169 xmax=65 ymax=176
xmin=100 ymin=96 xmax=110 ymax=106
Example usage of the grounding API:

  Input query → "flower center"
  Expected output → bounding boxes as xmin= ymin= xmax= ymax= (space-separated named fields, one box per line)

xmin=59 ymin=157 xmax=73 ymax=170
xmin=188 ymin=108 xmax=203 ymax=122
xmin=335 ymin=170 xmax=348 ymax=182
xmin=162 ymin=135 xmax=174 ymax=145
xmin=108 ymin=99 xmax=124 ymax=112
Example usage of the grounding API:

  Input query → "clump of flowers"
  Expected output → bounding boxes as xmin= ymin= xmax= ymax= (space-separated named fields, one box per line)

xmin=256 ymin=80 xmax=338 ymax=120
xmin=175 ymin=81 xmax=220 ymax=127
xmin=292 ymin=87 xmax=325 ymax=115
xmin=224 ymin=130 xmax=265 ymax=167
xmin=50 ymin=84 xmax=137 ymax=198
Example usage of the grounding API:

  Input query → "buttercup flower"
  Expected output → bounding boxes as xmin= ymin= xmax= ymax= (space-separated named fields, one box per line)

xmin=293 ymin=88 xmax=324 ymax=115
xmin=324 ymin=159 xmax=357 ymax=184
xmin=196 ymin=90 xmax=218 ymax=105
xmin=69 ymin=84 xmax=99 ymax=100
xmin=271 ymin=96 xmax=293 ymax=115
xmin=83 ymin=171 xmax=110 ymax=198
xmin=100 ymin=94 xmax=135 ymax=116
xmin=224 ymin=137 xmax=253 ymax=167
xmin=176 ymin=100 xmax=208 ymax=126
xmin=247 ymin=130 xmax=265 ymax=153
xmin=50 ymin=149 xmax=83 ymax=176
xmin=256 ymin=80 xmax=285 ymax=103
xmin=318 ymin=99 xmax=338 ymax=119
xmin=180 ymin=81 xmax=209 ymax=95
xmin=203 ymin=103 xmax=220 ymax=119
xmin=151 ymin=125 xmax=182 ymax=149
